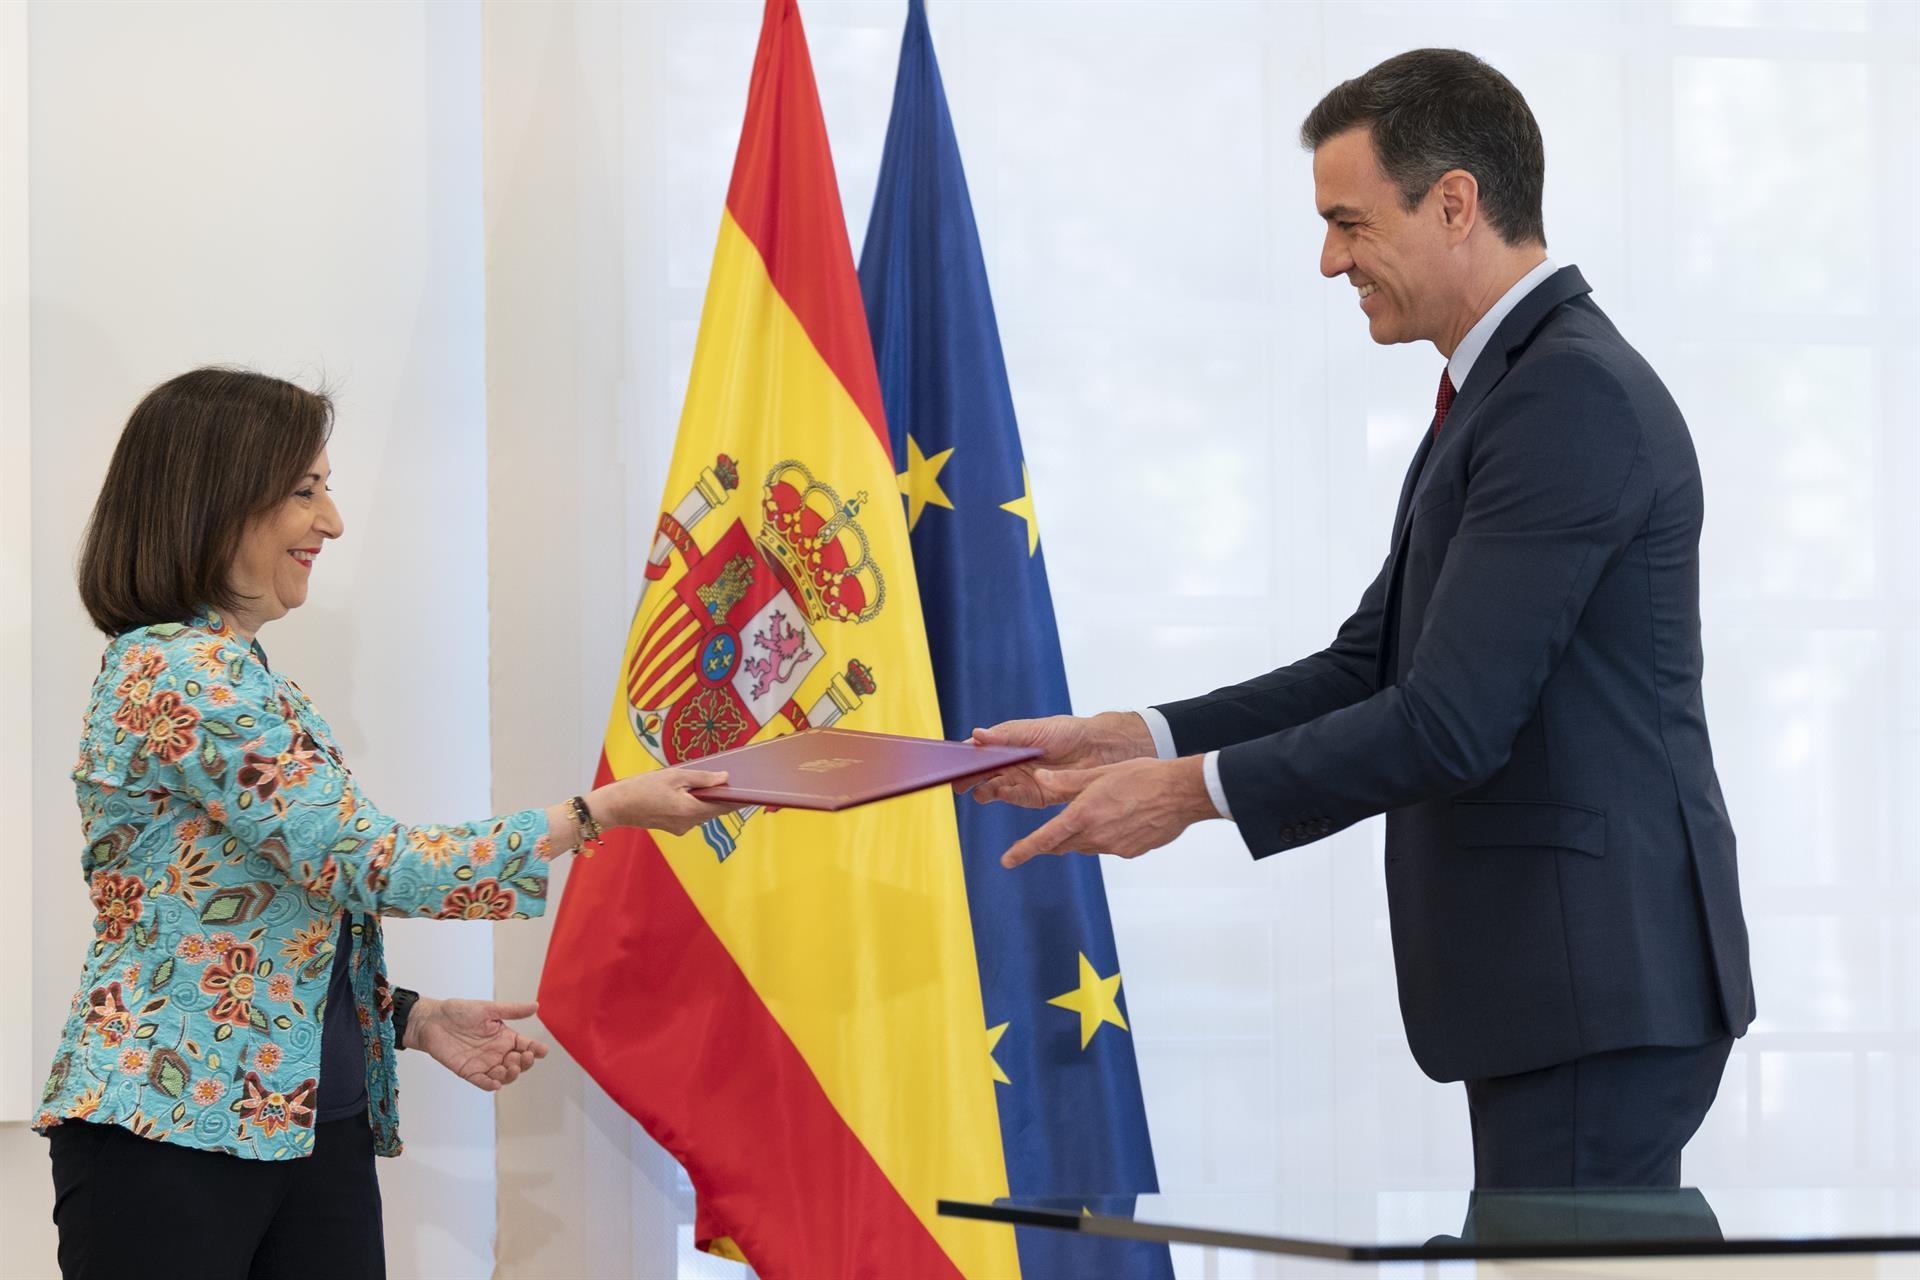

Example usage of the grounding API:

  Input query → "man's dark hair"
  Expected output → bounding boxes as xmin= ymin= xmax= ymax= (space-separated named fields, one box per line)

xmin=1301 ymin=49 xmax=1546 ymax=248
xmin=78 ymin=367 xmax=334 ymax=635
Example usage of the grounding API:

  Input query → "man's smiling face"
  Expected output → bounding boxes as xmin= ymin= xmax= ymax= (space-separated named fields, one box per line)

xmin=1313 ymin=125 xmax=1453 ymax=348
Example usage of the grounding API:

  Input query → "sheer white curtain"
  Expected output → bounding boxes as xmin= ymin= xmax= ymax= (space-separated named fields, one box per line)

xmin=493 ymin=1 xmax=1920 ymax=1274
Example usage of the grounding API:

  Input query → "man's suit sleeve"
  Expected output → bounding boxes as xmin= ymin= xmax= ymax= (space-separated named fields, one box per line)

xmin=1152 ymin=552 xmax=1389 ymax=755
xmin=1218 ymin=349 xmax=1653 ymax=856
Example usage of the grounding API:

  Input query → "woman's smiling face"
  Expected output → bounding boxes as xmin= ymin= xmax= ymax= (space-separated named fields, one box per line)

xmin=226 ymin=449 xmax=343 ymax=635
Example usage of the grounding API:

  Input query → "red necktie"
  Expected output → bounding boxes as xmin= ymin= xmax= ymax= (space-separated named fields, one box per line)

xmin=1433 ymin=367 xmax=1457 ymax=439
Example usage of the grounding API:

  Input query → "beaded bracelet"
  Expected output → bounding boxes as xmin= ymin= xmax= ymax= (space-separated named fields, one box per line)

xmin=567 ymin=794 xmax=605 ymax=856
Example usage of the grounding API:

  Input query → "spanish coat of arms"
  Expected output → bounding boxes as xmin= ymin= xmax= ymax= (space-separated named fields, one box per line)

xmin=629 ymin=456 xmax=882 ymax=858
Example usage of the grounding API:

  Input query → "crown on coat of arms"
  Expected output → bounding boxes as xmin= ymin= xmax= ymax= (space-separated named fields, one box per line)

xmin=756 ymin=461 xmax=885 ymax=625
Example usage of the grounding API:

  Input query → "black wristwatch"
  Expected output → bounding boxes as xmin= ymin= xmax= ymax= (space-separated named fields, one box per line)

xmin=391 ymin=986 xmax=420 ymax=1050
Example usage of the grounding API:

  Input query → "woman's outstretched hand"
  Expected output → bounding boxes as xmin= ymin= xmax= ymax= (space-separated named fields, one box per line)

xmin=594 ymin=768 xmax=742 ymax=836
xmin=408 ymin=998 xmax=548 ymax=1092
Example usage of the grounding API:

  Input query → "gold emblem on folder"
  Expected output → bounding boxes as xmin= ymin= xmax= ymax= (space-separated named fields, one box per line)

xmin=797 ymin=757 xmax=860 ymax=774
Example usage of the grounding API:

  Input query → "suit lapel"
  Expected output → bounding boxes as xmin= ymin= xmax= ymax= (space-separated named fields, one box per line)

xmin=1374 ymin=266 xmax=1595 ymax=686
xmin=1449 ymin=266 xmax=1591 ymax=423
xmin=1377 ymin=426 xmax=1436 ymax=688
xmin=1400 ymin=266 xmax=1596 ymax=522
xmin=1387 ymin=424 xmax=1436 ymax=551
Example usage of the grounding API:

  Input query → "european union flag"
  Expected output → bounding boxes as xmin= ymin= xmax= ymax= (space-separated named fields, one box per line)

xmin=858 ymin=4 xmax=1169 ymax=1276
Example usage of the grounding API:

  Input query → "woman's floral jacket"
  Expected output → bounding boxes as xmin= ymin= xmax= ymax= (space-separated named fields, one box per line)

xmin=34 ymin=612 xmax=553 ymax=1160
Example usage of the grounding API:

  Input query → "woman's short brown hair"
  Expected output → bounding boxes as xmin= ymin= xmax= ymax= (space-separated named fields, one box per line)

xmin=78 ymin=368 xmax=335 ymax=635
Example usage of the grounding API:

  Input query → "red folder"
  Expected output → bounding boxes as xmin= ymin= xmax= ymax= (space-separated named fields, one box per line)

xmin=683 ymin=727 xmax=1042 ymax=811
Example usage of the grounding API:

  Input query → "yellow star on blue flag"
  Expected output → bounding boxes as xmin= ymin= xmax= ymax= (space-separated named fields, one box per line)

xmin=1048 ymin=952 xmax=1130 ymax=1049
xmin=858 ymin=1 xmax=1163 ymax=1275
xmin=986 ymin=1022 xmax=1011 ymax=1085
xmin=999 ymin=462 xmax=1040 ymax=556
xmin=898 ymin=434 xmax=954 ymax=530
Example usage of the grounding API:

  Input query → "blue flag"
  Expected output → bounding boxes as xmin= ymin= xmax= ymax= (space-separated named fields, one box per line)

xmin=858 ymin=4 xmax=1169 ymax=1276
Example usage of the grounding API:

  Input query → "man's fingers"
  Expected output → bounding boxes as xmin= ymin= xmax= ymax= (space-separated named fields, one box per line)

xmin=1033 ymin=767 xmax=1095 ymax=803
xmin=491 ymin=1001 xmax=539 ymax=1022
xmin=971 ymin=765 xmax=1069 ymax=809
xmin=977 ymin=766 xmax=1090 ymax=807
xmin=1000 ymin=837 xmax=1039 ymax=868
xmin=968 ymin=772 xmax=1015 ymax=803
xmin=950 ymin=765 xmax=1004 ymax=796
xmin=973 ymin=719 xmax=1045 ymax=749
xmin=967 ymin=721 xmax=1029 ymax=752
xmin=1002 ymin=810 xmax=1078 ymax=869
xmin=967 ymin=772 xmax=1006 ymax=799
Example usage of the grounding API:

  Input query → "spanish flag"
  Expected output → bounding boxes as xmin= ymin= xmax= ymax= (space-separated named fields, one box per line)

xmin=536 ymin=2 xmax=1015 ymax=1276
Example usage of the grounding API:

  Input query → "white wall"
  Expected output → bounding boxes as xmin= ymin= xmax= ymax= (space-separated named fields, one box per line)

xmin=3 ymin=3 xmax=503 ymax=1276
xmin=0 ymin=0 xmax=35 ymax=1127
xmin=483 ymin=4 xmax=699 ymax=1276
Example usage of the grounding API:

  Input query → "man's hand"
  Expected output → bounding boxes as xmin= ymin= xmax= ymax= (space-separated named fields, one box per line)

xmin=999 ymin=756 xmax=1218 ymax=868
xmin=407 ymin=997 xmax=550 ymax=1093
xmin=964 ymin=711 xmax=1158 ymax=808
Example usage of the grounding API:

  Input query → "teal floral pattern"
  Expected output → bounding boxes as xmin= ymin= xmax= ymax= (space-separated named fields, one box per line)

xmin=35 ymin=611 xmax=554 ymax=1160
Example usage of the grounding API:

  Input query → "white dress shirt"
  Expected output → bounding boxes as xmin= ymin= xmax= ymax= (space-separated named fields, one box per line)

xmin=1140 ymin=258 xmax=1560 ymax=821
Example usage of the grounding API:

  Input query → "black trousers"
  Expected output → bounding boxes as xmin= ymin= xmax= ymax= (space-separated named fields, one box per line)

xmin=1464 ymin=1037 xmax=1735 ymax=1189
xmin=48 ymin=1114 xmax=385 ymax=1280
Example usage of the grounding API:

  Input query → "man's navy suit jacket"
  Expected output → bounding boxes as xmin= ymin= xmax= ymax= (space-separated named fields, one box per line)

xmin=1157 ymin=267 xmax=1755 ymax=1084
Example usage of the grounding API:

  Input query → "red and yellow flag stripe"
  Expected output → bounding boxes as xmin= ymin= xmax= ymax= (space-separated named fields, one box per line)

xmin=538 ymin=3 xmax=1016 ymax=1277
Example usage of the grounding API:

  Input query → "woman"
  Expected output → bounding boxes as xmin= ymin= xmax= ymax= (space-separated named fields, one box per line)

xmin=34 ymin=368 xmax=736 ymax=1279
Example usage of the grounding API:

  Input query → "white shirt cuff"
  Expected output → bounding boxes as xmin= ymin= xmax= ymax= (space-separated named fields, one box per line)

xmin=1136 ymin=708 xmax=1232 ymax=821
xmin=1135 ymin=707 xmax=1178 ymax=760
xmin=1201 ymin=750 xmax=1233 ymax=821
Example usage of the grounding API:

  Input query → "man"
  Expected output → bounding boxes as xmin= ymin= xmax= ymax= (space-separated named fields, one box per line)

xmin=972 ymin=49 xmax=1754 ymax=1190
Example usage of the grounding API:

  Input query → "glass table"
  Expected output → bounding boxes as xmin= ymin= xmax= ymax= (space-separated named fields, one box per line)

xmin=938 ymin=1187 xmax=1920 ymax=1265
